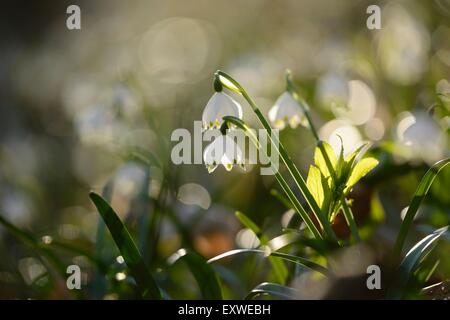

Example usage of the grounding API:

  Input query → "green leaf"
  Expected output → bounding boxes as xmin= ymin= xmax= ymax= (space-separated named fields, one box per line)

xmin=89 ymin=192 xmax=162 ymax=299
xmin=341 ymin=143 xmax=368 ymax=181
xmin=306 ymin=165 xmax=325 ymax=208
xmin=306 ymin=165 xmax=332 ymax=214
xmin=270 ymin=189 xmax=293 ymax=209
xmin=344 ymin=157 xmax=379 ymax=193
xmin=44 ymin=239 xmax=107 ymax=272
xmin=208 ymin=249 xmax=331 ymax=277
xmin=314 ymin=141 xmax=337 ymax=178
xmin=92 ymin=179 xmax=113 ymax=299
xmin=267 ymin=232 xmax=300 ymax=252
xmin=334 ymin=138 xmax=346 ymax=180
xmin=394 ymin=158 xmax=450 ymax=256
xmin=387 ymin=226 xmax=448 ymax=299
xmin=415 ymin=259 xmax=440 ymax=284
xmin=370 ymin=192 xmax=385 ymax=223
xmin=235 ymin=211 xmax=263 ymax=239
xmin=341 ymin=197 xmax=361 ymax=242
xmin=245 ymin=282 xmax=299 ymax=300
xmin=169 ymin=248 xmax=223 ymax=300
xmin=344 ymin=143 xmax=368 ymax=167
xmin=0 ymin=214 xmax=69 ymax=283
xmin=235 ymin=211 xmax=288 ymax=283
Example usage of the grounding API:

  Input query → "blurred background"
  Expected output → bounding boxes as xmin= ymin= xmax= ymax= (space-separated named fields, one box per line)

xmin=0 ymin=0 xmax=449 ymax=299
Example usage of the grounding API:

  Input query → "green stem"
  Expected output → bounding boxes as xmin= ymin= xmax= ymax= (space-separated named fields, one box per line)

xmin=341 ymin=197 xmax=361 ymax=242
xmin=223 ymin=116 xmax=323 ymax=240
xmin=217 ymin=71 xmax=337 ymax=244
xmin=305 ymin=101 xmax=360 ymax=242
xmin=288 ymin=75 xmax=361 ymax=242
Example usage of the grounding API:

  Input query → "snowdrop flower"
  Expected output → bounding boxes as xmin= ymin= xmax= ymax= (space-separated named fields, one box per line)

xmin=397 ymin=112 xmax=447 ymax=164
xmin=268 ymin=92 xmax=306 ymax=130
xmin=203 ymin=134 xmax=244 ymax=173
xmin=202 ymin=92 xmax=243 ymax=130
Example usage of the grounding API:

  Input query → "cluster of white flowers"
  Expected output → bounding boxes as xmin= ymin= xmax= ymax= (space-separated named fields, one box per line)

xmin=201 ymin=89 xmax=245 ymax=172
xmin=201 ymin=79 xmax=306 ymax=173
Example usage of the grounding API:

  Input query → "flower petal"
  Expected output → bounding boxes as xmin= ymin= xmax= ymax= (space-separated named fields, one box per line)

xmin=268 ymin=92 xmax=305 ymax=129
xmin=202 ymin=92 xmax=243 ymax=130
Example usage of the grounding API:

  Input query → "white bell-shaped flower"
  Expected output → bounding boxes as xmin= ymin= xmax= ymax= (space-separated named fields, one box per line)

xmin=202 ymin=92 xmax=243 ymax=130
xmin=203 ymin=135 xmax=244 ymax=173
xmin=268 ymin=92 xmax=307 ymax=129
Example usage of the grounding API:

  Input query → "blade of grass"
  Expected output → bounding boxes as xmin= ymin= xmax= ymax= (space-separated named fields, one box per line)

xmin=266 ymin=232 xmax=300 ymax=252
xmin=270 ymin=189 xmax=294 ymax=209
xmin=92 ymin=181 xmax=114 ymax=299
xmin=89 ymin=192 xmax=162 ymax=299
xmin=394 ymin=158 xmax=450 ymax=256
xmin=235 ymin=211 xmax=288 ymax=283
xmin=387 ymin=226 xmax=448 ymax=299
xmin=134 ymin=166 xmax=151 ymax=261
xmin=235 ymin=211 xmax=263 ymax=239
xmin=419 ymin=259 xmax=440 ymax=284
xmin=245 ymin=282 xmax=299 ymax=300
xmin=208 ymin=248 xmax=331 ymax=277
xmin=0 ymin=214 xmax=78 ymax=296
xmin=341 ymin=197 xmax=361 ymax=242
xmin=422 ymin=280 xmax=450 ymax=299
xmin=168 ymin=248 xmax=222 ymax=299
xmin=44 ymin=239 xmax=107 ymax=272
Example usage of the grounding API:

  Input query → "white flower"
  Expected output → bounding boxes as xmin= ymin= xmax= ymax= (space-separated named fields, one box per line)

xmin=397 ymin=112 xmax=447 ymax=165
xmin=202 ymin=92 xmax=243 ymax=130
xmin=203 ymin=135 xmax=244 ymax=173
xmin=268 ymin=92 xmax=306 ymax=129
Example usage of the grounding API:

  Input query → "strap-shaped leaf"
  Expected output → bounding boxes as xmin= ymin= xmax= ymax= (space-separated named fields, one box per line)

xmin=235 ymin=211 xmax=263 ymax=239
xmin=0 ymin=214 xmax=68 ymax=281
xmin=246 ymin=282 xmax=299 ymax=300
xmin=169 ymin=248 xmax=222 ymax=299
xmin=394 ymin=158 xmax=450 ymax=255
xmin=208 ymin=249 xmax=331 ymax=277
xmin=387 ymin=226 xmax=448 ymax=299
xmin=89 ymin=192 xmax=162 ymax=299
xmin=235 ymin=211 xmax=288 ymax=283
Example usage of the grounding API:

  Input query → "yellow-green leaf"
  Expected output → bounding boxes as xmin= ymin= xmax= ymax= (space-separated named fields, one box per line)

xmin=307 ymin=165 xmax=325 ymax=208
xmin=345 ymin=143 xmax=368 ymax=164
xmin=314 ymin=141 xmax=337 ymax=178
xmin=342 ymin=143 xmax=368 ymax=179
xmin=344 ymin=157 xmax=379 ymax=193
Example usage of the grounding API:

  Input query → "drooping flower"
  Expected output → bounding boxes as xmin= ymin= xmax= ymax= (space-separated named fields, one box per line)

xmin=202 ymin=92 xmax=243 ymax=130
xmin=203 ymin=134 xmax=244 ymax=173
xmin=268 ymin=92 xmax=307 ymax=129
